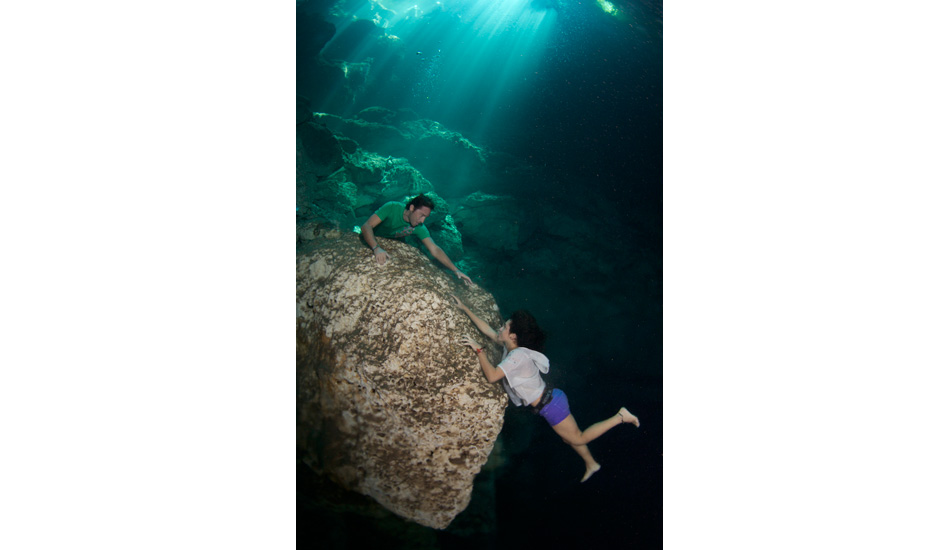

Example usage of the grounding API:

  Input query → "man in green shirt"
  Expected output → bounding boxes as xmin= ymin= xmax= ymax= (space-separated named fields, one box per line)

xmin=360 ymin=194 xmax=473 ymax=285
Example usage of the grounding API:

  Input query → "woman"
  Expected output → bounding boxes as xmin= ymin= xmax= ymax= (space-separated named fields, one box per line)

xmin=453 ymin=296 xmax=639 ymax=482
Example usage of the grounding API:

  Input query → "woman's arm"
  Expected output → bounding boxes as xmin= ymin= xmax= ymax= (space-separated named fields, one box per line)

xmin=460 ymin=336 xmax=506 ymax=383
xmin=452 ymin=295 xmax=501 ymax=343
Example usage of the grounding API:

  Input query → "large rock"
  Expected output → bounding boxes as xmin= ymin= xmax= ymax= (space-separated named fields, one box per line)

xmin=296 ymin=231 xmax=508 ymax=529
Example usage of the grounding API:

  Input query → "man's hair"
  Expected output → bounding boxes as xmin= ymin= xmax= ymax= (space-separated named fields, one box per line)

xmin=406 ymin=194 xmax=435 ymax=211
xmin=509 ymin=310 xmax=546 ymax=352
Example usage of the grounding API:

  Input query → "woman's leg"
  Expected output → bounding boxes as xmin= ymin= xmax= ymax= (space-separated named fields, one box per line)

xmin=552 ymin=407 xmax=639 ymax=447
xmin=551 ymin=414 xmax=602 ymax=482
xmin=551 ymin=408 xmax=640 ymax=482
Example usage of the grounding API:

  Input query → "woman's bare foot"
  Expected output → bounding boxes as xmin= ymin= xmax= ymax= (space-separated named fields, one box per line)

xmin=618 ymin=407 xmax=640 ymax=427
xmin=581 ymin=462 xmax=601 ymax=482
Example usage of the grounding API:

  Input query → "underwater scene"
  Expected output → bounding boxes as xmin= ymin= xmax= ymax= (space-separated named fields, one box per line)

xmin=297 ymin=0 xmax=662 ymax=547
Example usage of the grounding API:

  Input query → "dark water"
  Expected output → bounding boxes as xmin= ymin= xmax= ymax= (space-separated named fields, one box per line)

xmin=298 ymin=0 xmax=662 ymax=546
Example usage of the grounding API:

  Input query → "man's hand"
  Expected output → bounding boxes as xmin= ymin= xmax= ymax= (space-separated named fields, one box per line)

xmin=373 ymin=247 xmax=391 ymax=266
xmin=455 ymin=271 xmax=473 ymax=285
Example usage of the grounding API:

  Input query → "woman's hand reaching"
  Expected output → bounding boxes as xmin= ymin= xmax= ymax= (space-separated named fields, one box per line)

xmin=460 ymin=336 xmax=481 ymax=353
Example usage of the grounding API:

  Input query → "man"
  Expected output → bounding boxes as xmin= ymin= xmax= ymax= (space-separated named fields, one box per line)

xmin=360 ymin=194 xmax=473 ymax=285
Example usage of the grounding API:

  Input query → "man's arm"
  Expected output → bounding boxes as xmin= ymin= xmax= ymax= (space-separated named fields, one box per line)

xmin=452 ymin=296 xmax=502 ymax=343
xmin=360 ymin=214 xmax=391 ymax=265
xmin=421 ymin=237 xmax=473 ymax=285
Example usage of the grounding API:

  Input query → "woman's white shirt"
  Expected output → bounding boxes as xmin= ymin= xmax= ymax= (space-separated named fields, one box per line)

xmin=497 ymin=346 xmax=550 ymax=406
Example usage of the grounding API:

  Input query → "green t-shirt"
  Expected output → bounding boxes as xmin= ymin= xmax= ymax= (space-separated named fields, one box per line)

xmin=370 ymin=201 xmax=431 ymax=240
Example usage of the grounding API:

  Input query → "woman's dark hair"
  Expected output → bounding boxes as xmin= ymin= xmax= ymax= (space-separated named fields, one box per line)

xmin=509 ymin=310 xmax=546 ymax=352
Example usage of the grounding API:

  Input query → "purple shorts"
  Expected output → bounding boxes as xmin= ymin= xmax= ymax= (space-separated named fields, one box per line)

xmin=538 ymin=388 xmax=571 ymax=427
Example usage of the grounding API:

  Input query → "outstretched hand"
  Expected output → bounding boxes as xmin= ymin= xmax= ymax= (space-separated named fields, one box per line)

xmin=460 ymin=336 xmax=480 ymax=352
xmin=455 ymin=271 xmax=474 ymax=285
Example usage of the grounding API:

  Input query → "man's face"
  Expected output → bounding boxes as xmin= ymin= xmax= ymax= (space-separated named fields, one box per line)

xmin=407 ymin=205 xmax=431 ymax=227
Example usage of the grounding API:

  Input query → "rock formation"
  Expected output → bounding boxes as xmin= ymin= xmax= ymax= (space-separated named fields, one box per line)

xmin=296 ymin=230 xmax=508 ymax=529
xmin=315 ymin=111 xmax=490 ymax=192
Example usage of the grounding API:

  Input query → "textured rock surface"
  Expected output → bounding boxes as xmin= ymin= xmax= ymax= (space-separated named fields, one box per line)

xmin=296 ymin=231 xmax=508 ymax=529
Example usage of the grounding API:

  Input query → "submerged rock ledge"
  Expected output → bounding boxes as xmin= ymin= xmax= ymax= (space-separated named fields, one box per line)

xmin=296 ymin=231 xmax=507 ymax=529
